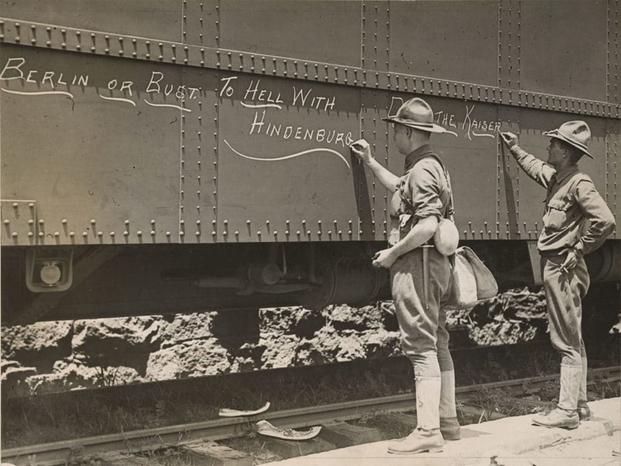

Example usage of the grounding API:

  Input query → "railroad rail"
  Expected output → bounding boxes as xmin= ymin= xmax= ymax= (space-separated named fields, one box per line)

xmin=3 ymin=365 xmax=619 ymax=466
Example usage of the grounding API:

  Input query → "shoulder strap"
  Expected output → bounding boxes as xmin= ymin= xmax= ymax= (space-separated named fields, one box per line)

xmin=569 ymin=172 xmax=592 ymax=186
xmin=444 ymin=167 xmax=456 ymax=222
xmin=400 ymin=153 xmax=455 ymax=221
xmin=425 ymin=153 xmax=455 ymax=222
xmin=567 ymin=172 xmax=592 ymax=198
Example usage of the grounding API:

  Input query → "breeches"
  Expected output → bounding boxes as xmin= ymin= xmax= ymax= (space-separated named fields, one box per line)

xmin=390 ymin=247 xmax=453 ymax=374
xmin=542 ymin=255 xmax=590 ymax=367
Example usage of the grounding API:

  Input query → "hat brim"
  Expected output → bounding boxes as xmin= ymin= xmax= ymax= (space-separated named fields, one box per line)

xmin=382 ymin=116 xmax=448 ymax=134
xmin=544 ymin=130 xmax=593 ymax=158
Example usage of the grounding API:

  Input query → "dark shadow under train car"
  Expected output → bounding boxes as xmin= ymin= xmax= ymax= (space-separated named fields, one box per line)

xmin=1 ymin=0 xmax=619 ymax=324
xmin=2 ymin=240 xmax=620 ymax=325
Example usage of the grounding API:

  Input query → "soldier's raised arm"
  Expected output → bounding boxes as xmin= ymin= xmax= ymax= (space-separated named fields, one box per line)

xmin=350 ymin=139 xmax=400 ymax=193
xmin=500 ymin=132 xmax=556 ymax=189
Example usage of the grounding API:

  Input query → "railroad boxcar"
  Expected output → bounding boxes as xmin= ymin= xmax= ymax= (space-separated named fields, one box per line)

xmin=1 ymin=0 xmax=619 ymax=324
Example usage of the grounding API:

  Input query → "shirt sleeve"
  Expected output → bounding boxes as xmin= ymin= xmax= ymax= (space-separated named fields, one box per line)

xmin=408 ymin=161 xmax=444 ymax=221
xmin=510 ymin=145 xmax=556 ymax=189
xmin=573 ymin=180 xmax=616 ymax=255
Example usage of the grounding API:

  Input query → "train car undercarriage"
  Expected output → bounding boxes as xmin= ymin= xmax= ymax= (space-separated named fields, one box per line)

xmin=2 ymin=240 xmax=620 ymax=324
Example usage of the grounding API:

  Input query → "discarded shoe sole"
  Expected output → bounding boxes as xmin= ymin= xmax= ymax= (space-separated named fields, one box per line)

xmin=218 ymin=401 xmax=270 ymax=418
xmin=256 ymin=420 xmax=322 ymax=440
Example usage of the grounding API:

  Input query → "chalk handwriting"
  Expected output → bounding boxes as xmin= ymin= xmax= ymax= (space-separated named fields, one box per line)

xmin=0 ymin=57 xmax=89 ymax=88
xmin=292 ymin=86 xmax=335 ymax=111
xmin=219 ymin=76 xmax=237 ymax=97
xmin=1 ymin=87 xmax=74 ymax=99
xmin=243 ymin=80 xmax=284 ymax=107
xmin=219 ymin=76 xmax=337 ymax=112
xmin=460 ymin=104 xmax=500 ymax=139
xmin=145 ymin=71 xmax=200 ymax=101
xmin=144 ymin=99 xmax=191 ymax=112
xmin=0 ymin=58 xmax=211 ymax=114
xmin=224 ymin=139 xmax=351 ymax=170
xmin=388 ymin=96 xmax=502 ymax=141
xmin=248 ymin=109 xmax=354 ymax=147
xmin=98 ymin=94 xmax=135 ymax=106
xmin=0 ymin=57 xmax=509 ymax=162
xmin=219 ymin=75 xmax=350 ymax=162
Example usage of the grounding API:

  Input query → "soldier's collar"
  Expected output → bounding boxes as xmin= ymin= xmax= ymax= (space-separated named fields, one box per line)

xmin=404 ymin=144 xmax=434 ymax=171
xmin=553 ymin=165 xmax=579 ymax=184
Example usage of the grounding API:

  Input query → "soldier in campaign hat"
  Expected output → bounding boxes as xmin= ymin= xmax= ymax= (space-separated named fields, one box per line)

xmin=501 ymin=122 xmax=615 ymax=429
xmin=350 ymin=97 xmax=459 ymax=454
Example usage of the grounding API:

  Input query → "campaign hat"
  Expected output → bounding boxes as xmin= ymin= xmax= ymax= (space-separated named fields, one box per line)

xmin=543 ymin=120 xmax=592 ymax=158
xmin=382 ymin=97 xmax=447 ymax=133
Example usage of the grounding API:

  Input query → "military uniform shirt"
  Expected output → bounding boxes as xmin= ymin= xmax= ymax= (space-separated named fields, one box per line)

xmin=510 ymin=145 xmax=615 ymax=255
xmin=388 ymin=144 xmax=451 ymax=246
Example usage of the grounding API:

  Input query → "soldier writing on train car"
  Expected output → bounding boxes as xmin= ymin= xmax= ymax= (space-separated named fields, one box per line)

xmin=500 ymin=122 xmax=615 ymax=429
xmin=350 ymin=97 xmax=460 ymax=454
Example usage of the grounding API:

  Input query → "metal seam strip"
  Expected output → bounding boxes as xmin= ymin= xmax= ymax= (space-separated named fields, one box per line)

xmin=0 ymin=18 xmax=619 ymax=118
xmin=0 ymin=18 xmax=621 ymax=119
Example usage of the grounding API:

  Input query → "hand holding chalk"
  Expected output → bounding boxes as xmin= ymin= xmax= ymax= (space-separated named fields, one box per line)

xmin=350 ymin=139 xmax=373 ymax=164
xmin=499 ymin=131 xmax=518 ymax=148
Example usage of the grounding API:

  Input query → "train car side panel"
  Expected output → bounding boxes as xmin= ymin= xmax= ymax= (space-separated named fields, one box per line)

xmin=217 ymin=0 xmax=362 ymax=67
xmin=0 ymin=0 xmax=182 ymax=43
xmin=520 ymin=0 xmax=608 ymax=102
xmin=389 ymin=0 xmax=499 ymax=87
xmin=216 ymin=73 xmax=360 ymax=243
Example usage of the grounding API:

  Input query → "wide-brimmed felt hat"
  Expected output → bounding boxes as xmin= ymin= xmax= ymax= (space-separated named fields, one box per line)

xmin=382 ymin=97 xmax=447 ymax=134
xmin=543 ymin=120 xmax=592 ymax=158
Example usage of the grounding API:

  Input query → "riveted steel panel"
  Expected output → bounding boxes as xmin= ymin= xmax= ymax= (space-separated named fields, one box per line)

xmin=179 ymin=66 xmax=220 ymax=244
xmin=361 ymin=91 xmax=502 ymax=241
xmin=498 ymin=0 xmax=521 ymax=92
xmin=515 ymin=110 xmax=609 ymax=238
xmin=609 ymin=0 xmax=620 ymax=105
xmin=389 ymin=1 xmax=498 ymax=87
xmin=497 ymin=105 xmax=522 ymax=239
xmin=183 ymin=0 xmax=219 ymax=48
xmin=0 ymin=12 xmax=616 ymax=118
xmin=216 ymin=73 xmax=359 ymax=243
xmin=0 ymin=45 xmax=181 ymax=245
xmin=361 ymin=1 xmax=390 ymax=72
xmin=516 ymin=114 xmax=561 ymax=238
xmin=606 ymin=119 xmax=620 ymax=232
xmin=218 ymin=1 xmax=361 ymax=67
xmin=1 ymin=200 xmax=37 ymax=245
xmin=360 ymin=89 xmax=395 ymax=241
xmin=521 ymin=0 xmax=607 ymax=102
xmin=0 ymin=0 xmax=182 ymax=43
xmin=425 ymin=97 xmax=503 ymax=240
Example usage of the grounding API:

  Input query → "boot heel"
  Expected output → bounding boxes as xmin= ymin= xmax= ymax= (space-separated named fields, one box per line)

xmin=428 ymin=447 xmax=444 ymax=453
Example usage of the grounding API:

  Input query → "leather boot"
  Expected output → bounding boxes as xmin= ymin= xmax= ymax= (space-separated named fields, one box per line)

xmin=532 ymin=407 xmax=579 ymax=429
xmin=439 ymin=370 xmax=460 ymax=440
xmin=532 ymin=365 xmax=580 ymax=429
xmin=577 ymin=400 xmax=591 ymax=421
xmin=387 ymin=377 xmax=444 ymax=454
xmin=440 ymin=417 xmax=461 ymax=440
xmin=387 ymin=428 xmax=444 ymax=455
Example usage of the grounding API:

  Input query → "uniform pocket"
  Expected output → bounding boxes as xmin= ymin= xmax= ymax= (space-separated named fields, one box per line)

xmin=543 ymin=199 xmax=570 ymax=230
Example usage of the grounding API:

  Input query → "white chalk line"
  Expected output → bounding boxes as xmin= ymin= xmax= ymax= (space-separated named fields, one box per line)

xmin=471 ymin=130 xmax=495 ymax=138
xmin=444 ymin=130 xmax=459 ymax=137
xmin=143 ymin=99 xmax=192 ymax=112
xmin=99 ymin=94 xmax=136 ymax=106
xmin=224 ymin=139 xmax=351 ymax=170
xmin=240 ymin=102 xmax=282 ymax=110
xmin=1 ymin=88 xmax=74 ymax=99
